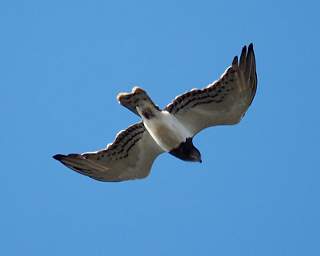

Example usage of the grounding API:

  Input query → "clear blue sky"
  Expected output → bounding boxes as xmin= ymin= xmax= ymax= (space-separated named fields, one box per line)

xmin=1 ymin=0 xmax=319 ymax=255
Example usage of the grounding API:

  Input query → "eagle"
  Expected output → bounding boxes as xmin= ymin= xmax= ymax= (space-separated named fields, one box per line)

xmin=53 ymin=44 xmax=257 ymax=182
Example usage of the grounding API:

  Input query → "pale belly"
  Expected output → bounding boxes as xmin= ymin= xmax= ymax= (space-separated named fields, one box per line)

xmin=143 ymin=111 xmax=192 ymax=152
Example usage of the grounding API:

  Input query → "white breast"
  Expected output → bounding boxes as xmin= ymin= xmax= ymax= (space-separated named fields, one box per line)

xmin=142 ymin=110 xmax=192 ymax=152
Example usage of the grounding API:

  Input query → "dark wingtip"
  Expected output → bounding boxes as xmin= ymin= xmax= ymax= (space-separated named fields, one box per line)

xmin=248 ymin=43 xmax=254 ymax=52
xmin=241 ymin=45 xmax=247 ymax=54
xmin=53 ymin=154 xmax=65 ymax=161
xmin=232 ymin=56 xmax=238 ymax=65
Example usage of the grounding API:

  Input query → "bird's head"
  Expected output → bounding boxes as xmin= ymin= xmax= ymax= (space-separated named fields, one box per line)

xmin=188 ymin=145 xmax=202 ymax=163
xmin=169 ymin=138 xmax=202 ymax=163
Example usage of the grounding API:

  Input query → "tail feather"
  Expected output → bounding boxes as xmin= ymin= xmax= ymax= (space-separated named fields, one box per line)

xmin=117 ymin=87 xmax=159 ymax=116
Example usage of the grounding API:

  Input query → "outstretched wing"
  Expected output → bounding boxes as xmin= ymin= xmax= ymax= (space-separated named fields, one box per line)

xmin=53 ymin=122 xmax=164 ymax=182
xmin=165 ymin=43 xmax=257 ymax=136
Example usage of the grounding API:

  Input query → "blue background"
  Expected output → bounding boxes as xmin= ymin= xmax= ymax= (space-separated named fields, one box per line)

xmin=1 ymin=0 xmax=319 ymax=255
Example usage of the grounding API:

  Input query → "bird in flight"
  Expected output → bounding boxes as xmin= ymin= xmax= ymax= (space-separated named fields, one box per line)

xmin=53 ymin=44 xmax=257 ymax=182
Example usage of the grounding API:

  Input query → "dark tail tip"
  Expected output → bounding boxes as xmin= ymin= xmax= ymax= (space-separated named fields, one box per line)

xmin=53 ymin=154 xmax=65 ymax=161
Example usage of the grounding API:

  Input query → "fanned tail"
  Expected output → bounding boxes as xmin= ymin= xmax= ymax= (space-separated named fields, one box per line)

xmin=117 ymin=87 xmax=159 ymax=116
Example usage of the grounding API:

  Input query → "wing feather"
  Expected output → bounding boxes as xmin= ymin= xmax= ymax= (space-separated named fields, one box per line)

xmin=53 ymin=122 xmax=164 ymax=182
xmin=164 ymin=43 xmax=257 ymax=135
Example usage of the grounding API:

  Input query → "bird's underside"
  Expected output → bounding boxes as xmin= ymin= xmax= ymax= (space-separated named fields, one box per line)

xmin=53 ymin=43 xmax=257 ymax=182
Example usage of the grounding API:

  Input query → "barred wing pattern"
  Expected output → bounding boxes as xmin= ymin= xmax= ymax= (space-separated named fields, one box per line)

xmin=165 ymin=44 xmax=257 ymax=136
xmin=53 ymin=122 xmax=164 ymax=182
